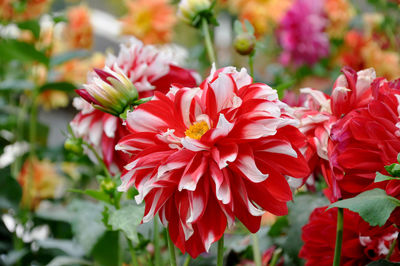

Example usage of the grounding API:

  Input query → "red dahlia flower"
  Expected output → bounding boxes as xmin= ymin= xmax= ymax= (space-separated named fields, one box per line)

xmin=71 ymin=38 xmax=199 ymax=173
xmin=116 ymin=66 xmax=310 ymax=257
xmin=329 ymin=77 xmax=400 ymax=198
xmin=300 ymin=207 xmax=400 ymax=266
xmin=289 ymin=67 xmax=376 ymax=200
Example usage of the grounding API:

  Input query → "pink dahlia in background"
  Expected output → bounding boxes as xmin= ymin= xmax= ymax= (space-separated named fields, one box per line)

xmin=289 ymin=67 xmax=376 ymax=201
xmin=300 ymin=207 xmax=400 ymax=266
xmin=71 ymin=38 xmax=200 ymax=173
xmin=329 ymin=76 xmax=400 ymax=198
xmin=277 ymin=0 xmax=330 ymax=67
xmin=116 ymin=66 xmax=310 ymax=258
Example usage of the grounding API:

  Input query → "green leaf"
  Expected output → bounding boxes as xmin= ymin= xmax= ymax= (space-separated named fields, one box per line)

xmin=69 ymin=189 xmax=111 ymax=204
xmin=283 ymin=193 xmax=329 ymax=265
xmin=375 ymin=172 xmax=400 ymax=182
xmin=0 ymin=39 xmax=49 ymax=65
xmin=38 ymin=82 xmax=77 ymax=93
xmin=367 ymin=259 xmax=400 ymax=266
xmin=328 ymin=188 xmax=400 ymax=226
xmin=47 ymin=256 xmax=92 ymax=266
xmin=0 ymin=172 xmax=22 ymax=211
xmin=68 ymin=200 xmax=107 ymax=253
xmin=50 ymin=50 xmax=90 ymax=67
xmin=108 ymin=202 xmax=144 ymax=243
xmin=385 ymin=163 xmax=400 ymax=177
xmin=91 ymin=231 xmax=120 ymax=266
xmin=0 ymin=79 xmax=34 ymax=92
xmin=268 ymin=216 xmax=289 ymax=237
xmin=244 ymin=20 xmax=255 ymax=35
xmin=37 ymin=239 xmax=85 ymax=257
xmin=17 ymin=20 xmax=40 ymax=39
xmin=234 ymin=20 xmax=243 ymax=35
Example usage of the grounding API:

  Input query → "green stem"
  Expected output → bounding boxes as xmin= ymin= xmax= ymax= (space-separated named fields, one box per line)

xmin=127 ymin=238 xmax=140 ymax=266
xmin=248 ymin=52 xmax=255 ymax=79
xmin=217 ymin=236 xmax=224 ymax=266
xmin=183 ymin=255 xmax=191 ymax=266
xmin=251 ymin=234 xmax=261 ymax=266
xmin=154 ymin=216 xmax=162 ymax=266
xmin=333 ymin=208 xmax=343 ymax=266
xmin=269 ymin=248 xmax=282 ymax=266
xmin=82 ymin=140 xmax=112 ymax=178
xmin=386 ymin=237 xmax=397 ymax=260
xmin=201 ymin=17 xmax=217 ymax=66
xmin=166 ymin=229 xmax=177 ymax=266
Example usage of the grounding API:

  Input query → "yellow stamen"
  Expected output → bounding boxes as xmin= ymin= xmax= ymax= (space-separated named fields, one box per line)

xmin=185 ymin=121 xmax=209 ymax=140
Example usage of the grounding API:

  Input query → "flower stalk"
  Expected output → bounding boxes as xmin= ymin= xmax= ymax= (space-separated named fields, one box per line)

xmin=166 ymin=229 xmax=177 ymax=266
xmin=202 ymin=17 xmax=216 ymax=65
xmin=333 ymin=207 xmax=343 ymax=266
xmin=217 ymin=236 xmax=224 ymax=266
xmin=251 ymin=233 xmax=262 ymax=266
xmin=154 ymin=215 xmax=162 ymax=266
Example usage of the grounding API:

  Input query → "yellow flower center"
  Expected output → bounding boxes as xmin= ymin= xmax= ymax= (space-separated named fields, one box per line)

xmin=185 ymin=121 xmax=209 ymax=140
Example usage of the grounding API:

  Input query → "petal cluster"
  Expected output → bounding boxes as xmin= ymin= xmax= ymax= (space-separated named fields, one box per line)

xmin=117 ymin=66 xmax=310 ymax=257
xmin=329 ymin=77 xmax=400 ymax=198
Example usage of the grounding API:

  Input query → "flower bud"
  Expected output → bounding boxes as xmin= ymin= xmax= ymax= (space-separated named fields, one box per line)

xmin=64 ymin=138 xmax=83 ymax=154
xmin=234 ymin=32 xmax=256 ymax=55
xmin=76 ymin=65 xmax=138 ymax=116
xmin=100 ymin=178 xmax=117 ymax=194
xmin=178 ymin=0 xmax=212 ymax=26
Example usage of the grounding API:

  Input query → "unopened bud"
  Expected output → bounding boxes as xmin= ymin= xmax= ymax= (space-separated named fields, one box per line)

xmin=234 ymin=32 xmax=256 ymax=56
xmin=76 ymin=65 xmax=138 ymax=117
xmin=100 ymin=178 xmax=116 ymax=194
xmin=178 ymin=0 xmax=212 ymax=26
xmin=64 ymin=138 xmax=83 ymax=154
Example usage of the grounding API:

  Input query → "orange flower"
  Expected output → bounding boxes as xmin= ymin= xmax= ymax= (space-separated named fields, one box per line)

xmin=235 ymin=0 xmax=292 ymax=37
xmin=18 ymin=158 xmax=63 ymax=210
xmin=324 ymin=0 xmax=354 ymax=39
xmin=66 ymin=5 xmax=93 ymax=50
xmin=0 ymin=0 xmax=50 ymax=21
xmin=38 ymin=90 xmax=69 ymax=110
xmin=121 ymin=0 xmax=176 ymax=44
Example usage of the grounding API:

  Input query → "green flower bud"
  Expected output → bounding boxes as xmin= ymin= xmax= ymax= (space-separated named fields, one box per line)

xmin=234 ymin=32 xmax=256 ymax=56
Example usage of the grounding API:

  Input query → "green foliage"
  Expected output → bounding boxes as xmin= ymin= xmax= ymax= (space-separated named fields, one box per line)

xmin=0 ymin=169 xmax=22 ymax=211
xmin=50 ymin=50 xmax=90 ymax=67
xmin=375 ymin=172 xmax=400 ymax=183
xmin=38 ymin=82 xmax=78 ymax=93
xmin=0 ymin=39 xmax=49 ymax=65
xmin=283 ymin=193 xmax=329 ymax=265
xmin=108 ymin=202 xmax=145 ymax=243
xmin=0 ymin=79 xmax=34 ymax=92
xmin=17 ymin=20 xmax=41 ymax=39
xmin=367 ymin=260 xmax=400 ymax=266
xmin=329 ymin=189 xmax=400 ymax=226
xmin=67 ymin=200 xmax=107 ymax=253
xmin=91 ymin=230 xmax=121 ymax=266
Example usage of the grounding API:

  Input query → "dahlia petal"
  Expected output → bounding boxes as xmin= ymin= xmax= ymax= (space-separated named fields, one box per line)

xmin=232 ymin=146 xmax=268 ymax=183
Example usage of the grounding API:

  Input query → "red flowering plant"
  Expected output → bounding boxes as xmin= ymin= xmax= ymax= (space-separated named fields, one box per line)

xmin=116 ymin=66 xmax=310 ymax=257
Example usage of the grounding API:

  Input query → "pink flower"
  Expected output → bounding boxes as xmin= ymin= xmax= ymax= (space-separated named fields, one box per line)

xmin=277 ymin=0 xmax=330 ymax=67
xmin=116 ymin=66 xmax=310 ymax=258
xmin=71 ymin=38 xmax=200 ymax=173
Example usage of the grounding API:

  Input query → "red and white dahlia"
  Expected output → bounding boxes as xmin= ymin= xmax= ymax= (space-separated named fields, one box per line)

xmin=71 ymin=38 xmax=200 ymax=173
xmin=290 ymin=67 xmax=376 ymax=200
xmin=117 ymin=66 xmax=310 ymax=257
xmin=300 ymin=207 xmax=400 ymax=266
